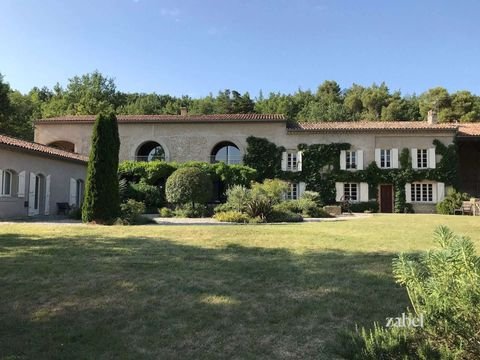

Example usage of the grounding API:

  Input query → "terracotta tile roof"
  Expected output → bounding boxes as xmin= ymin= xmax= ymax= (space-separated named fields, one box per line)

xmin=458 ymin=123 xmax=480 ymax=137
xmin=36 ymin=114 xmax=286 ymax=124
xmin=287 ymin=121 xmax=458 ymax=133
xmin=0 ymin=134 xmax=88 ymax=163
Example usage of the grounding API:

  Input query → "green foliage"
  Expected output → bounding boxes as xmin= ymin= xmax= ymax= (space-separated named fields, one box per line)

xmin=158 ymin=207 xmax=174 ymax=218
xmin=266 ymin=209 xmax=303 ymax=223
xmin=339 ymin=226 xmax=480 ymax=359
xmin=213 ymin=211 xmax=250 ymax=223
xmin=224 ymin=185 xmax=250 ymax=212
xmin=173 ymin=204 xmax=211 ymax=218
xmin=392 ymin=226 xmax=480 ymax=358
xmin=274 ymin=198 xmax=332 ymax=218
xmin=82 ymin=113 xmax=120 ymax=224
xmin=244 ymin=137 xmax=458 ymax=211
xmin=335 ymin=324 xmax=443 ymax=360
xmin=127 ymin=181 xmax=164 ymax=212
xmin=436 ymin=188 xmax=470 ymax=214
xmin=349 ymin=201 xmax=379 ymax=213
xmin=242 ymin=179 xmax=288 ymax=219
xmin=165 ymin=167 xmax=213 ymax=207
xmin=243 ymin=136 xmax=284 ymax=180
xmin=120 ymin=199 xmax=146 ymax=225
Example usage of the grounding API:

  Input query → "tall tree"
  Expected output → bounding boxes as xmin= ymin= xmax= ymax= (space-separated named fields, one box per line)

xmin=65 ymin=71 xmax=119 ymax=115
xmin=82 ymin=113 xmax=121 ymax=224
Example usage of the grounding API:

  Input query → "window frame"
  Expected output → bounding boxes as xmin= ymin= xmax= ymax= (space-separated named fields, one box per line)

xmin=380 ymin=149 xmax=392 ymax=169
xmin=411 ymin=182 xmax=434 ymax=203
xmin=286 ymin=152 xmax=298 ymax=171
xmin=343 ymin=183 xmax=358 ymax=202
xmin=0 ymin=170 xmax=12 ymax=197
xmin=417 ymin=149 xmax=429 ymax=169
xmin=345 ymin=150 xmax=357 ymax=170
xmin=286 ymin=182 xmax=299 ymax=200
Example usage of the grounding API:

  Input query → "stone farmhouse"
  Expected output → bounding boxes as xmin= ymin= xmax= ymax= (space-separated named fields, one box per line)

xmin=0 ymin=110 xmax=479 ymax=217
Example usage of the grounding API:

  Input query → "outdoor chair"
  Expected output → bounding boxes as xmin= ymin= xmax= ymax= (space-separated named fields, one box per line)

xmin=454 ymin=201 xmax=473 ymax=215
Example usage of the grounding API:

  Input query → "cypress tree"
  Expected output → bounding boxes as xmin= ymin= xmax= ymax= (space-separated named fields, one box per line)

xmin=82 ymin=112 xmax=120 ymax=223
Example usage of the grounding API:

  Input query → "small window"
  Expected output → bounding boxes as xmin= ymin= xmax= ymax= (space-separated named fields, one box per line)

xmin=411 ymin=183 xmax=433 ymax=202
xmin=346 ymin=151 xmax=357 ymax=169
xmin=417 ymin=149 xmax=428 ymax=169
xmin=344 ymin=183 xmax=358 ymax=201
xmin=380 ymin=149 xmax=391 ymax=169
xmin=287 ymin=152 xmax=298 ymax=171
xmin=0 ymin=170 xmax=12 ymax=196
xmin=286 ymin=183 xmax=298 ymax=200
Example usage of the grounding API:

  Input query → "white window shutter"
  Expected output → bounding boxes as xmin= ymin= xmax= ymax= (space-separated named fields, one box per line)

xmin=374 ymin=149 xmax=381 ymax=166
xmin=298 ymin=182 xmax=306 ymax=198
xmin=429 ymin=148 xmax=436 ymax=169
xmin=28 ymin=173 xmax=36 ymax=216
xmin=405 ymin=183 xmax=412 ymax=203
xmin=281 ymin=152 xmax=287 ymax=171
xmin=360 ymin=182 xmax=369 ymax=202
xmin=18 ymin=171 xmax=26 ymax=197
xmin=436 ymin=182 xmax=445 ymax=202
xmin=357 ymin=150 xmax=364 ymax=170
xmin=0 ymin=170 xmax=3 ymax=195
xmin=44 ymin=175 xmax=51 ymax=215
xmin=296 ymin=151 xmax=303 ymax=172
xmin=411 ymin=149 xmax=418 ymax=169
xmin=392 ymin=148 xmax=399 ymax=169
xmin=335 ymin=182 xmax=344 ymax=202
xmin=70 ymin=178 xmax=77 ymax=206
xmin=431 ymin=183 xmax=438 ymax=203
xmin=340 ymin=151 xmax=346 ymax=170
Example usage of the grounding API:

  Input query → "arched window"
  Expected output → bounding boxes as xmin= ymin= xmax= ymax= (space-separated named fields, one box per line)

xmin=136 ymin=142 xmax=166 ymax=162
xmin=0 ymin=170 xmax=12 ymax=196
xmin=211 ymin=142 xmax=241 ymax=165
xmin=48 ymin=141 xmax=75 ymax=153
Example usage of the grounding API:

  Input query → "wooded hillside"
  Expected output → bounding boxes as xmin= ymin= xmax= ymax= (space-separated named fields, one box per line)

xmin=1 ymin=71 xmax=479 ymax=140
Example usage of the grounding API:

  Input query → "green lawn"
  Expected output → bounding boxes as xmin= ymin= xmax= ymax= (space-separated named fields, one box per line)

xmin=1 ymin=215 xmax=479 ymax=359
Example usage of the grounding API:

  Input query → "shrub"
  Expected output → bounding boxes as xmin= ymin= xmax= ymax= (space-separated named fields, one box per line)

xmin=251 ymin=179 xmax=288 ymax=204
xmin=338 ymin=226 xmax=480 ymax=359
xmin=120 ymin=199 xmax=146 ymax=225
xmin=82 ymin=113 xmax=120 ymax=224
xmin=165 ymin=167 xmax=213 ymax=207
xmin=158 ymin=207 xmax=174 ymax=218
xmin=267 ymin=209 xmax=303 ymax=223
xmin=349 ymin=201 xmax=379 ymax=213
xmin=213 ymin=211 xmax=250 ymax=223
xmin=127 ymin=181 xmax=164 ymax=212
xmin=436 ymin=188 xmax=470 ymax=214
xmin=174 ymin=204 xmax=211 ymax=218
xmin=248 ymin=216 xmax=266 ymax=224
xmin=274 ymin=199 xmax=332 ymax=218
xmin=225 ymin=185 xmax=250 ymax=212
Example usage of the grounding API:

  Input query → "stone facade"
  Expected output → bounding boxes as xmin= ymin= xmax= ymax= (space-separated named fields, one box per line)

xmin=33 ymin=115 xmax=466 ymax=214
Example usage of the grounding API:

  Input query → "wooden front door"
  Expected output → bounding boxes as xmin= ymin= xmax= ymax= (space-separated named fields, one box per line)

xmin=380 ymin=185 xmax=394 ymax=213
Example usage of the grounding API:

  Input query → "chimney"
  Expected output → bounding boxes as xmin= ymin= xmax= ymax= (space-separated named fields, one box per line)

xmin=180 ymin=107 xmax=188 ymax=116
xmin=427 ymin=110 xmax=437 ymax=125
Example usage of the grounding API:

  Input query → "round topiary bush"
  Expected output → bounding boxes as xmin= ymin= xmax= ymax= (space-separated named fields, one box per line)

xmin=165 ymin=167 xmax=213 ymax=207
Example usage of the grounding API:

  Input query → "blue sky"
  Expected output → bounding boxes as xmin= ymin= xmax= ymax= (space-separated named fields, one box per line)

xmin=1 ymin=0 xmax=479 ymax=97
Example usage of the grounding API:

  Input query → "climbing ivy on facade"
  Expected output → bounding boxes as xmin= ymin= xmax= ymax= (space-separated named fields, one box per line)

xmin=243 ymin=136 xmax=458 ymax=213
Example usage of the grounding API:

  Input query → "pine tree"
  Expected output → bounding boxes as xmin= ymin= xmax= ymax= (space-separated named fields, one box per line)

xmin=82 ymin=112 xmax=120 ymax=223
